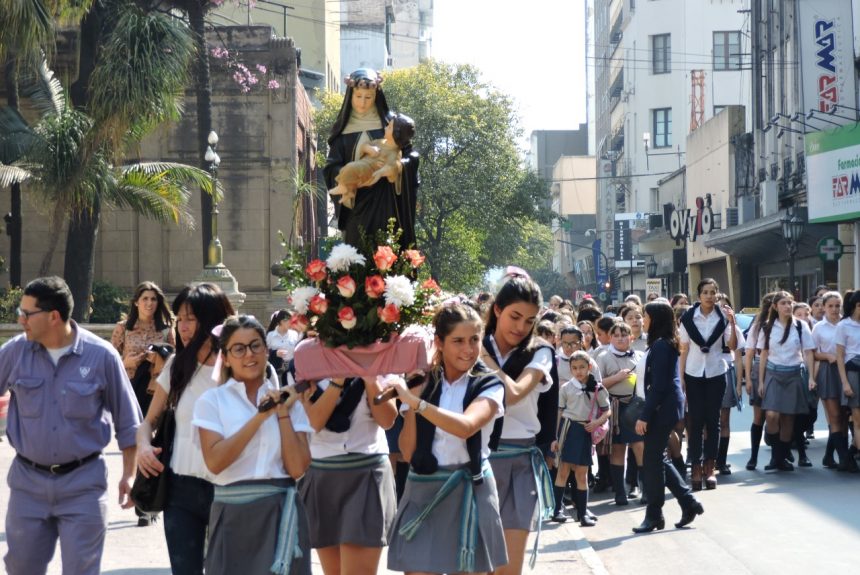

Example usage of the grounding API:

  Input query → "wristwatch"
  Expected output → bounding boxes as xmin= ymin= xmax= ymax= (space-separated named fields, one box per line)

xmin=416 ymin=399 xmax=429 ymax=414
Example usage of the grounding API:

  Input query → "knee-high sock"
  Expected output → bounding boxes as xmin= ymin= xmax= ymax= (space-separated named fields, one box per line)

xmin=765 ymin=432 xmax=780 ymax=462
xmin=553 ymin=484 xmax=566 ymax=513
xmin=574 ymin=488 xmax=590 ymax=520
xmin=610 ymin=464 xmax=627 ymax=501
xmin=717 ymin=436 xmax=730 ymax=466
xmin=834 ymin=431 xmax=849 ymax=464
xmin=825 ymin=431 xmax=835 ymax=462
xmin=750 ymin=423 xmax=764 ymax=460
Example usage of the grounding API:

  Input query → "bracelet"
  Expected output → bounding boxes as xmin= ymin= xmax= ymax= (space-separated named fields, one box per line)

xmin=329 ymin=381 xmax=345 ymax=390
xmin=278 ymin=415 xmax=291 ymax=420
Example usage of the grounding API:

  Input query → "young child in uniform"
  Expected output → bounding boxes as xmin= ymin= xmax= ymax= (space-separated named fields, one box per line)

xmin=551 ymin=352 xmax=610 ymax=526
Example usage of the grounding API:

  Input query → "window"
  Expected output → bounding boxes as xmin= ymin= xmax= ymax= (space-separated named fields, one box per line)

xmin=652 ymin=108 xmax=672 ymax=148
xmin=714 ymin=31 xmax=742 ymax=71
xmin=652 ymin=34 xmax=671 ymax=74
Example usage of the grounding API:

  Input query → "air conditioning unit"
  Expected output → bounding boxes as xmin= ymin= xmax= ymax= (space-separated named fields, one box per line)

xmin=760 ymin=180 xmax=778 ymax=216
xmin=725 ymin=206 xmax=739 ymax=227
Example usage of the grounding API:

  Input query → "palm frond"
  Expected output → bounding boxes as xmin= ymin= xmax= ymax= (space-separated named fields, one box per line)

xmin=112 ymin=170 xmax=195 ymax=228
xmin=0 ymin=107 xmax=38 ymax=163
xmin=122 ymin=162 xmax=222 ymax=203
xmin=18 ymin=58 xmax=65 ymax=117
xmin=0 ymin=163 xmax=32 ymax=187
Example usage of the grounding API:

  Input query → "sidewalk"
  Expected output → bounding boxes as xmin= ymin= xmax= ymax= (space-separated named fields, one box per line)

xmin=0 ymin=439 xmax=605 ymax=574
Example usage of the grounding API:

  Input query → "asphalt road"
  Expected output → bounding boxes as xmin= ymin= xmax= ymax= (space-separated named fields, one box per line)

xmin=0 ymin=400 xmax=857 ymax=574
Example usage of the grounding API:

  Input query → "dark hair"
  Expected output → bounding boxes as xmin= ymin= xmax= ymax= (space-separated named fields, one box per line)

xmin=568 ymin=350 xmax=591 ymax=367
xmin=576 ymin=320 xmax=598 ymax=349
xmin=644 ymin=301 xmax=678 ymax=350
xmin=484 ymin=276 xmax=543 ymax=352
xmin=536 ymin=320 xmax=556 ymax=339
xmin=540 ymin=310 xmax=561 ymax=323
xmin=716 ymin=292 xmax=732 ymax=309
xmin=595 ymin=316 xmax=617 ymax=333
xmin=218 ymin=315 xmax=267 ymax=382
xmin=125 ymin=281 xmax=172 ymax=332
xmin=385 ymin=112 xmax=416 ymax=148
xmin=763 ymin=291 xmax=794 ymax=350
xmin=560 ymin=326 xmax=583 ymax=339
xmin=670 ymin=293 xmax=689 ymax=307
xmin=807 ymin=295 xmax=823 ymax=307
xmin=266 ymin=309 xmax=291 ymax=333
xmin=814 ymin=284 xmax=830 ymax=297
xmin=842 ymin=290 xmax=860 ymax=320
xmin=432 ymin=302 xmax=483 ymax=370
xmin=328 ymin=69 xmax=390 ymax=145
xmin=696 ymin=278 xmax=719 ymax=295
xmin=168 ymin=283 xmax=235 ymax=407
xmin=576 ymin=307 xmax=601 ymax=324
xmin=578 ymin=298 xmax=597 ymax=311
xmin=23 ymin=276 xmax=73 ymax=321
xmin=754 ymin=292 xmax=777 ymax=331
xmin=608 ymin=322 xmax=632 ymax=336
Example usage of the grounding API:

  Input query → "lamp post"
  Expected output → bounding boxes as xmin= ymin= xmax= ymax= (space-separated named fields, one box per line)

xmin=204 ymin=131 xmax=223 ymax=268
xmin=781 ymin=207 xmax=806 ymax=298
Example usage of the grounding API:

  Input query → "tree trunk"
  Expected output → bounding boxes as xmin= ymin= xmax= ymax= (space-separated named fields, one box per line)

xmin=64 ymin=200 xmax=100 ymax=322
xmin=188 ymin=1 xmax=213 ymax=266
xmin=63 ymin=4 xmax=103 ymax=315
xmin=4 ymin=55 xmax=21 ymax=287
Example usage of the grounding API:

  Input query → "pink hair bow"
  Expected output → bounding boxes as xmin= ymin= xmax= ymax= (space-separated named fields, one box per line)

xmin=504 ymin=265 xmax=530 ymax=280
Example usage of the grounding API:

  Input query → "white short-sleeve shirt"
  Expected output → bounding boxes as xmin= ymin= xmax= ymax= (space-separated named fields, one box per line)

xmin=266 ymin=329 xmax=303 ymax=362
xmin=489 ymin=336 xmax=554 ymax=440
xmin=835 ymin=318 xmax=860 ymax=360
xmin=430 ymin=372 xmax=504 ymax=465
xmin=757 ymin=320 xmax=815 ymax=366
xmin=812 ymin=319 xmax=840 ymax=355
xmin=157 ymin=356 xmax=217 ymax=479
xmin=307 ymin=378 xmax=389 ymax=459
xmin=192 ymin=375 xmax=312 ymax=486
xmin=558 ymin=379 xmax=610 ymax=421
xmin=679 ymin=306 xmax=735 ymax=377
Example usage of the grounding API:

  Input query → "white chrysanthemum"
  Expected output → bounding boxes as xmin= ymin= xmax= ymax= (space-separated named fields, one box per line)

xmin=326 ymin=243 xmax=366 ymax=272
xmin=290 ymin=286 xmax=319 ymax=315
xmin=384 ymin=275 xmax=415 ymax=308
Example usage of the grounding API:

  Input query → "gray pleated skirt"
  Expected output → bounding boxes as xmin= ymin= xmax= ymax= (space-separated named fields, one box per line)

xmin=749 ymin=357 xmax=762 ymax=407
xmin=721 ymin=364 xmax=739 ymax=408
xmin=842 ymin=369 xmax=860 ymax=408
xmin=206 ymin=478 xmax=311 ymax=575
xmin=817 ymin=362 xmax=843 ymax=401
xmin=490 ymin=437 xmax=539 ymax=531
xmin=761 ymin=365 xmax=808 ymax=415
xmin=297 ymin=453 xmax=396 ymax=549
xmin=387 ymin=465 xmax=508 ymax=574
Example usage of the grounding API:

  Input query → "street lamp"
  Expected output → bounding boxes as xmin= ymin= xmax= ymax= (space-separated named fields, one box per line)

xmin=646 ymin=256 xmax=658 ymax=279
xmin=204 ymin=131 xmax=223 ymax=268
xmin=556 ymin=238 xmax=613 ymax=299
xmin=643 ymin=131 xmax=651 ymax=170
xmin=781 ymin=207 xmax=806 ymax=297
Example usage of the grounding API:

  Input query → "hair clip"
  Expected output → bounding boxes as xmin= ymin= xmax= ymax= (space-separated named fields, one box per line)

xmin=211 ymin=324 xmax=224 ymax=338
xmin=504 ymin=265 xmax=530 ymax=280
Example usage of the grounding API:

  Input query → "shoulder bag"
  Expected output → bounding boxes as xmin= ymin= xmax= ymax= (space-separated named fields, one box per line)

xmin=130 ymin=407 xmax=175 ymax=513
xmin=588 ymin=386 xmax=610 ymax=445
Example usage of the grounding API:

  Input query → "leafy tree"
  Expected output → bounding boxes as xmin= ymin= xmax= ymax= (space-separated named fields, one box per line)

xmin=314 ymin=61 xmax=553 ymax=292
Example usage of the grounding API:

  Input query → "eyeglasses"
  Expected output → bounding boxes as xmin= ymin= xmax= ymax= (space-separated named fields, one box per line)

xmin=560 ymin=340 xmax=582 ymax=348
xmin=227 ymin=340 xmax=266 ymax=358
xmin=17 ymin=307 xmax=49 ymax=320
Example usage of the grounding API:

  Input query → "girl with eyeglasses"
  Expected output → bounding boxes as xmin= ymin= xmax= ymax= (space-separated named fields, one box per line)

xmin=195 ymin=315 xmax=312 ymax=575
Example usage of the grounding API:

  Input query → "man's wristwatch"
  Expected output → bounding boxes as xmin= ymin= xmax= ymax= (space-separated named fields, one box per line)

xmin=416 ymin=399 xmax=429 ymax=414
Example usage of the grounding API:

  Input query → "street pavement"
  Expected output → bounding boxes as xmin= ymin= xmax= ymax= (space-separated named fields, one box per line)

xmin=0 ymin=400 xmax=857 ymax=574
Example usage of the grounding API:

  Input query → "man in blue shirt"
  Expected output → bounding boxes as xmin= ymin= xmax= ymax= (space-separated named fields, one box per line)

xmin=0 ymin=276 xmax=142 ymax=574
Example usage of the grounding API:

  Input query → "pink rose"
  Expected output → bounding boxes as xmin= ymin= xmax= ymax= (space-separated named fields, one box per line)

xmin=403 ymin=249 xmax=425 ymax=268
xmin=336 ymin=275 xmax=357 ymax=298
xmin=338 ymin=306 xmax=357 ymax=330
xmin=373 ymin=246 xmax=398 ymax=272
xmin=308 ymin=294 xmax=328 ymax=315
xmin=365 ymin=275 xmax=385 ymax=298
xmin=378 ymin=303 xmax=401 ymax=324
xmin=305 ymin=259 xmax=327 ymax=282
xmin=288 ymin=314 xmax=309 ymax=332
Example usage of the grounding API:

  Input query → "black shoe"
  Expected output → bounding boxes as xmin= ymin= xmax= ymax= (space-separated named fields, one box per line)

xmin=745 ymin=457 xmax=757 ymax=471
xmin=615 ymin=495 xmax=629 ymax=506
xmin=805 ymin=430 xmax=814 ymax=439
xmin=593 ymin=477 xmax=610 ymax=493
xmin=798 ymin=455 xmax=812 ymax=467
xmin=822 ymin=455 xmax=838 ymax=469
xmin=717 ymin=463 xmax=732 ymax=475
xmin=551 ymin=508 xmax=568 ymax=523
xmin=632 ymin=517 xmax=666 ymax=533
xmin=675 ymin=501 xmax=705 ymax=529
xmin=785 ymin=451 xmax=795 ymax=463
xmin=838 ymin=457 xmax=860 ymax=473
xmin=137 ymin=516 xmax=152 ymax=527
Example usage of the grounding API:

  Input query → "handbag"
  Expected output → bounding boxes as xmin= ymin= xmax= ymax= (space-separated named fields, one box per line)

xmin=588 ymin=386 xmax=610 ymax=445
xmin=130 ymin=407 xmax=175 ymax=513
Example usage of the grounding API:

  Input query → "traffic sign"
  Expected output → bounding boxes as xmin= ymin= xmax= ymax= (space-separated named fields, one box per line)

xmin=817 ymin=237 xmax=844 ymax=262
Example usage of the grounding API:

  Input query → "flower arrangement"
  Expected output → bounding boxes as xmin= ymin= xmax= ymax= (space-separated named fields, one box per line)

xmin=288 ymin=241 xmax=441 ymax=349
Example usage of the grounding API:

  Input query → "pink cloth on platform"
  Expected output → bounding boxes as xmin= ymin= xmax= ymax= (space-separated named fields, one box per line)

xmin=293 ymin=327 xmax=433 ymax=380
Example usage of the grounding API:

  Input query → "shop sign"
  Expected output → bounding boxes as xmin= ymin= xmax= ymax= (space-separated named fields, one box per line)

xmin=668 ymin=195 xmax=714 ymax=242
xmin=805 ymin=126 xmax=860 ymax=223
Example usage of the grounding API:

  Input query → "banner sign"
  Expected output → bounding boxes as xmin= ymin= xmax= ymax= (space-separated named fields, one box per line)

xmin=798 ymin=0 xmax=856 ymax=124
xmin=805 ymin=125 xmax=860 ymax=223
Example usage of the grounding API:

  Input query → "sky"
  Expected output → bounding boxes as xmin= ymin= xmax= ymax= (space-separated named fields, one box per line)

xmin=432 ymin=0 xmax=588 ymax=141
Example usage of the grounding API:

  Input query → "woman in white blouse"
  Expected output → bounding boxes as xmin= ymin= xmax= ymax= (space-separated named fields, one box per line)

xmin=835 ymin=290 xmax=860 ymax=472
xmin=812 ymin=292 xmax=846 ymax=469
xmin=194 ymin=315 xmax=312 ymax=575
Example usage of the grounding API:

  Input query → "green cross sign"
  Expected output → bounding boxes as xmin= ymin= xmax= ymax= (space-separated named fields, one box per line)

xmin=817 ymin=237 xmax=844 ymax=262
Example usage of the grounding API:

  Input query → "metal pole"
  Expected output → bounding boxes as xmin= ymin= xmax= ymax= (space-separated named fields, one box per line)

xmin=788 ymin=244 xmax=796 ymax=298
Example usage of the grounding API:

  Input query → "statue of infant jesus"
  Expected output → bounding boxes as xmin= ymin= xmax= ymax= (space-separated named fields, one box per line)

xmin=329 ymin=112 xmax=415 ymax=209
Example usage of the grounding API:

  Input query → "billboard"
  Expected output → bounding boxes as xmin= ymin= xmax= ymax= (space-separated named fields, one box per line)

xmin=805 ymin=125 xmax=860 ymax=223
xmin=798 ymin=0 xmax=856 ymax=125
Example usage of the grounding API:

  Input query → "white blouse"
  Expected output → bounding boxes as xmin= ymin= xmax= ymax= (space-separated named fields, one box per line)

xmin=157 ymin=356 xmax=217 ymax=479
xmin=835 ymin=318 xmax=860 ymax=359
xmin=812 ymin=319 xmax=840 ymax=355
xmin=192 ymin=375 xmax=311 ymax=486
xmin=266 ymin=329 xmax=303 ymax=362
xmin=307 ymin=378 xmax=390 ymax=459
xmin=756 ymin=320 xmax=815 ymax=366
xmin=489 ymin=336 xmax=554 ymax=440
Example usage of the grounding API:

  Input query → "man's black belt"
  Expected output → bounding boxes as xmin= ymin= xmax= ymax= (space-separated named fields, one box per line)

xmin=16 ymin=451 xmax=101 ymax=475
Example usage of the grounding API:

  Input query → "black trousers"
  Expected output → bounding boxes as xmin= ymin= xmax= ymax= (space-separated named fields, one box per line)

xmin=685 ymin=373 xmax=725 ymax=463
xmin=643 ymin=419 xmax=696 ymax=521
xmin=164 ymin=470 xmax=214 ymax=575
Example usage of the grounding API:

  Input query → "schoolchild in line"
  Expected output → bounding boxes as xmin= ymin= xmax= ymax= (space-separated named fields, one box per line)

xmin=813 ymin=292 xmax=851 ymax=470
xmin=836 ymin=290 xmax=860 ymax=472
xmin=715 ymin=293 xmax=745 ymax=476
xmin=743 ymin=292 xmax=776 ymax=470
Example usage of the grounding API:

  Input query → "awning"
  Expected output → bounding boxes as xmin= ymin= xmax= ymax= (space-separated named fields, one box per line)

xmin=704 ymin=210 xmax=837 ymax=263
